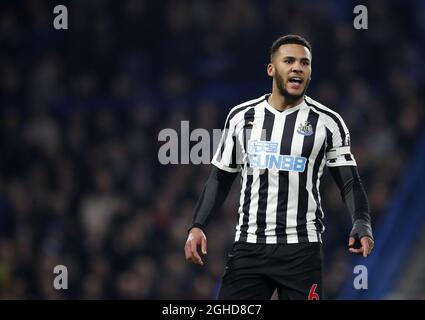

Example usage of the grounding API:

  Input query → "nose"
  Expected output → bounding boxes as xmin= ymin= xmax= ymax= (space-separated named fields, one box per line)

xmin=291 ymin=61 xmax=303 ymax=73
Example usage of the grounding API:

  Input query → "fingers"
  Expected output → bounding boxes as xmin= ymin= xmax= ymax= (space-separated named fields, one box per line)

xmin=185 ymin=241 xmax=200 ymax=265
xmin=201 ymin=236 xmax=207 ymax=255
xmin=348 ymin=237 xmax=355 ymax=247
xmin=361 ymin=239 xmax=369 ymax=258
xmin=184 ymin=233 xmax=205 ymax=266
xmin=349 ymin=247 xmax=364 ymax=255
xmin=184 ymin=241 xmax=191 ymax=260
xmin=361 ymin=237 xmax=373 ymax=257
xmin=348 ymin=237 xmax=374 ymax=257
xmin=190 ymin=239 xmax=203 ymax=265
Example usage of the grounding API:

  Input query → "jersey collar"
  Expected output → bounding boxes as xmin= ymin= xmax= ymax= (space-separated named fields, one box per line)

xmin=264 ymin=93 xmax=306 ymax=116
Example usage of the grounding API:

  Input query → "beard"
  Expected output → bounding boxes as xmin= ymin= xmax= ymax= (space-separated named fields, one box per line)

xmin=275 ymin=72 xmax=310 ymax=102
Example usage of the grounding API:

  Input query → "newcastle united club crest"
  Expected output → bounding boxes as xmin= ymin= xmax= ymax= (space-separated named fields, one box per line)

xmin=297 ymin=121 xmax=314 ymax=136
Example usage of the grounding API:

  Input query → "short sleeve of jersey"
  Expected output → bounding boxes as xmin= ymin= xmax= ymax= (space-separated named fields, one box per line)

xmin=211 ymin=111 xmax=243 ymax=173
xmin=325 ymin=117 xmax=357 ymax=167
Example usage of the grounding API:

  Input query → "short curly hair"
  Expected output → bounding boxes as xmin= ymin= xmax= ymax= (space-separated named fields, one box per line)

xmin=270 ymin=35 xmax=312 ymax=61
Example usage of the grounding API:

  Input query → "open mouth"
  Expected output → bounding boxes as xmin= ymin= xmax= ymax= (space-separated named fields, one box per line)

xmin=288 ymin=76 xmax=303 ymax=84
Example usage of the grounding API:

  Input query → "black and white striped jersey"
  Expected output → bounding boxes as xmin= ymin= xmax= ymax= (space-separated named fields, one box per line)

xmin=212 ymin=94 xmax=356 ymax=244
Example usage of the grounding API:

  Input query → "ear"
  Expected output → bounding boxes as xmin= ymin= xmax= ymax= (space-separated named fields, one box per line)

xmin=267 ymin=63 xmax=274 ymax=77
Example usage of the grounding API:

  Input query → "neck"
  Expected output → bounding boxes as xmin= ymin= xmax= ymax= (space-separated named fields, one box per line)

xmin=268 ymin=91 xmax=304 ymax=112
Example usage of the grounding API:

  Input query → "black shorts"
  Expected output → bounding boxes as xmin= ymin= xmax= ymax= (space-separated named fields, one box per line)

xmin=218 ymin=241 xmax=323 ymax=300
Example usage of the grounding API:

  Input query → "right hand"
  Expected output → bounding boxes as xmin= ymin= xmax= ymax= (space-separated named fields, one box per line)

xmin=184 ymin=227 xmax=207 ymax=266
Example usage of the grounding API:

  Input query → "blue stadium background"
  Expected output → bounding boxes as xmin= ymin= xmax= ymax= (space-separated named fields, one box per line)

xmin=0 ymin=0 xmax=424 ymax=299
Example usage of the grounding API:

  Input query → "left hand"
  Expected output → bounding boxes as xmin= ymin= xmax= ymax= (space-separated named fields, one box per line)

xmin=348 ymin=236 xmax=374 ymax=257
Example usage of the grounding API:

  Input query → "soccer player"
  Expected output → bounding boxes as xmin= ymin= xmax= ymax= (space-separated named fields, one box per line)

xmin=184 ymin=35 xmax=374 ymax=300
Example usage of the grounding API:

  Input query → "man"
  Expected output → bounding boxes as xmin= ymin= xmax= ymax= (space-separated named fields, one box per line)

xmin=184 ymin=35 xmax=374 ymax=300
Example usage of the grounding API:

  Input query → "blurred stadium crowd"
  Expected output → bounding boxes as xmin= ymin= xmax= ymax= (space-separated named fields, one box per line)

xmin=0 ymin=0 xmax=424 ymax=299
